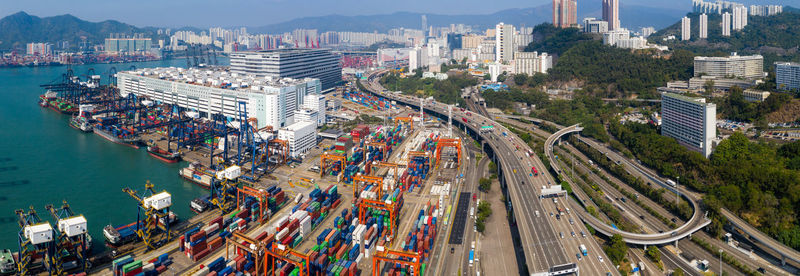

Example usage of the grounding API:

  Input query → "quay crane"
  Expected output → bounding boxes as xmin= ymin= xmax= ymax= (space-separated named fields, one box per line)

xmin=45 ymin=200 xmax=89 ymax=275
xmin=122 ymin=181 xmax=173 ymax=251
xmin=15 ymin=206 xmax=55 ymax=276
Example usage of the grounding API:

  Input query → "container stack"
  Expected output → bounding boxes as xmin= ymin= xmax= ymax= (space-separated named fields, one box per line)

xmin=182 ymin=216 xmax=229 ymax=261
xmin=112 ymin=253 xmax=172 ymax=276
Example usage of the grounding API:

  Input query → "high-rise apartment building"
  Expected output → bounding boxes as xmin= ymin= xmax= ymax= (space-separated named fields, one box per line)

xmin=514 ymin=51 xmax=553 ymax=75
xmin=775 ymin=62 xmax=800 ymax=91
xmin=722 ymin=12 xmax=732 ymax=36
xmin=421 ymin=15 xmax=427 ymax=34
xmin=733 ymin=5 xmax=748 ymax=30
xmin=602 ymin=0 xmax=620 ymax=30
xmin=104 ymin=38 xmax=152 ymax=53
xmin=117 ymin=67 xmax=321 ymax=129
xmin=699 ymin=14 xmax=708 ymax=39
xmin=229 ymin=48 xmax=342 ymax=92
xmin=26 ymin=43 xmax=52 ymax=56
xmin=661 ymin=93 xmax=717 ymax=158
xmin=694 ymin=54 xmax=763 ymax=79
xmin=681 ymin=17 xmax=691 ymax=41
xmin=495 ymin=23 xmax=515 ymax=62
xmin=640 ymin=27 xmax=656 ymax=37
xmin=553 ymin=0 xmax=577 ymax=28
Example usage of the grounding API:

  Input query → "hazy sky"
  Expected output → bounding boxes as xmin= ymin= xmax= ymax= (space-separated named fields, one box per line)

xmin=0 ymin=0 xmax=795 ymax=28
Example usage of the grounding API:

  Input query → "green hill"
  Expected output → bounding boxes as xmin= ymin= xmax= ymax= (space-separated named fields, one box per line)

xmin=649 ymin=10 xmax=800 ymax=69
xmin=0 ymin=11 xmax=169 ymax=51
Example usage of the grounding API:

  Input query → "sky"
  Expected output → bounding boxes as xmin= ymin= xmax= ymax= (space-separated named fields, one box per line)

xmin=0 ymin=0 xmax=795 ymax=28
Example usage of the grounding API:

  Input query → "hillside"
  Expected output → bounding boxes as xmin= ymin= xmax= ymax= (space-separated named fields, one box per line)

xmin=0 ymin=11 xmax=170 ymax=50
xmin=649 ymin=9 xmax=800 ymax=69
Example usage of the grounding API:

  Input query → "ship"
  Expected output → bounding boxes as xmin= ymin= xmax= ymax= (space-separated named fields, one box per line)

xmin=46 ymin=98 xmax=78 ymax=115
xmin=190 ymin=195 xmax=211 ymax=213
xmin=0 ymin=249 xmax=15 ymax=275
xmin=38 ymin=91 xmax=57 ymax=108
xmin=69 ymin=116 xmax=93 ymax=132
xmin=179 ymin=162 xmax=214 ymax=189
xmin=103 ymin=212 xmax=178 ymax=247
xmin=93 ymin=124 xmax=141 ymax=149
xmin=146 ymin=145 xmax=181 ymax=163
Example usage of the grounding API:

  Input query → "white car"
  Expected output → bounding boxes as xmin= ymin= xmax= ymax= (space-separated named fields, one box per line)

xmin=598 ymin=256 xmax=604 ymax=263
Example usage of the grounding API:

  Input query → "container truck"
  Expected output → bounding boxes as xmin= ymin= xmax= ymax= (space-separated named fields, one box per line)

xmin=579 ymin=244 xmax=587 ymax=256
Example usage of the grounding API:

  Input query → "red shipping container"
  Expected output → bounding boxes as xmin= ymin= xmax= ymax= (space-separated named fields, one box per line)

xmin=349 ymin=262 xmax=358 ymax=276
xmin=180 ymin=235 xmax=186 ymax=251
xmin=207 ymin=272 xmax=217 ymax=276
xmin=124 ymin=267 xmax=142 ymax=276
xmin=190 ymin=230 xmax=206 ymax=242
xmin=156 ymin=265 xmax=167 ymax=273
xmin=193 ymin=248 xmax=210 ymax=261
xmin=210 ymin=216 xmax=224 ymax=227
xmin=263 ymin=233 xmax=275 ymax=244
xmin=255 ymin=231 xmax=269 ymax=241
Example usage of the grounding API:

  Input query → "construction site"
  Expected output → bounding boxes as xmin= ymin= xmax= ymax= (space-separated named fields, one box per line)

xmin=11 ymin=66 xmax=469 ymax=276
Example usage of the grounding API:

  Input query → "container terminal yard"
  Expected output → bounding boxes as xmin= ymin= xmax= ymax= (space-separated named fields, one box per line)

xmin=10 ymin=68 xmax=473 ymax=276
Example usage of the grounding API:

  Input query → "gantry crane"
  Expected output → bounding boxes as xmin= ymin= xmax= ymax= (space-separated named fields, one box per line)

xmin=267 ymin=139 xmax=289 ymax=166
xmin=408 ymin=151 xmax=432 ymax=168
xmin=122 ymin=180 xmax=173 ymax=251
xmin=211 ymin=176 xmax=240 ymax=214
xmin=225 ymin=232 xmax=265 ymax=275
xmin=15 ymin=206 xmax=55 ymax=276
xmin=372 ymin=249 xmax=422 ymax=276
xmin=353 ymin=174 xmax=386 ymax=200
xmin=368 ymin=161 xmax=404 ymax=178
xmin=364 ymin=141 xmax=388 ymax=162
xmin=394 ymin=116 xmax=414 ymax=131
xmin=236 ymin=185 xmax=270 ymax=224
xmin=45 ymin=200 xmax=89 ymax=275
xmin=320 ymin=153 xmax=346 ymax=179
xmin=358 ymin=189 xmax=403 ymax=244
xmin=264 ymin=243 xmax=313 ymax=276
xmin=435 ymin=138 xmax=462 ymax=169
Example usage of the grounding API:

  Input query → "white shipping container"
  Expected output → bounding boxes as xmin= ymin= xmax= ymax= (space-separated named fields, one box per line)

xmin=276 ymin=227 xmax=289 ymax=241
xmin=203 ymin=223 xmax=219 ymax=234
xmin=142 ymin=263 xmax=155 ymax=272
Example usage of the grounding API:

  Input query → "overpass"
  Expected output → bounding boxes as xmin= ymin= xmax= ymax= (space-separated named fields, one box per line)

xmin=544 ymin=125 xmax=711 ymax=245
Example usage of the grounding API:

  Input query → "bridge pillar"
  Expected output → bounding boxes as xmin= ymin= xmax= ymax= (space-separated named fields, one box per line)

xmin=674 ymin=240 xmax=679 ymax=251
xmin=782 ymin=255 xmax=786 ymax=266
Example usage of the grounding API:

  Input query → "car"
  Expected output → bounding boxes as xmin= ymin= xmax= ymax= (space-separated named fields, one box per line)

xmin=576 ymin=253 xmax=582 ymax=260
xmin=560 ymin=232 xmax=564 ymax=239
xmin=569 ymin=218 xmax=574 ymax=225
xmin=757 ymin=267 xmax=766 ymax=273
xmin=550 ymin=212 xmax=554 ymax=217
xmin=598 ymin=256 xmax=604 ymax=262
xmin=580 ymin=231 xmax=586 ymax=237
xmin=556 ymin=214 xmax=561 ymax=220
xmin=451 ymin=248 xmax=455 ymax=254
xmin=571 ymin=231 xmax=576 ymax=237
xmin=639 ymin=215 xmax=645 ymax=219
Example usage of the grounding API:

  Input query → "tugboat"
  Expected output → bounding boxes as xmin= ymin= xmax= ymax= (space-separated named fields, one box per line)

xmin=180 ymin=162 xmax=214 ymax=189
xmin=0 ymin=249 xmax=15 ymax=275
xmin=146 ymin=144 xmax=181 ymax=163
xmin=69 ymin=116 xmax=93 ymax=132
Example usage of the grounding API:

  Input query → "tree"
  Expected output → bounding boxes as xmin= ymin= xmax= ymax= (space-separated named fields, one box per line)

xmin=672 ymin=268 xmax=684 ymax=276
xmin=645 ymin=246 xmax=661 ymax=263
xmin=479 ymin=177 xmax=492 ymax=192
xmin=604 ymin=234 xmax=628 ymax=264
xmin=704 ymin=80 xmax=715 ymax=96
xmin=514 ymin=74 xmax=529 ymax=86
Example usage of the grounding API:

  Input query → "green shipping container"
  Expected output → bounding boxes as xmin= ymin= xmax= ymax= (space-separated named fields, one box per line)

xmin=122 ymin=260 xmax=142 ymax=273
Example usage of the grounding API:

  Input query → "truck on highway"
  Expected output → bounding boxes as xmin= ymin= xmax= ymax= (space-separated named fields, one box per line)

xmin=666 ymin=179 xmax=677 ymax=187
xmin=579 ymin=244 xmax=588 ymax=256
xmin=462 ymin=117 xmax=468 ymax=123
xmin=531 ymin=166 xmax=538 ymax=176
xmin=469 ymin=250 xmax=474 ymax=266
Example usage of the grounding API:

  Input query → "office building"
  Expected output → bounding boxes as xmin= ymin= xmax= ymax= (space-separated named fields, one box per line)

xmin=733 ymin=5 xmax=748 ymax=30
xmin=640 ymin=27 xmax=656 ymax=37
xmin=26 ymin=43 xmax=52 ymax=56
xmin=294 ymin=108 xmax=319 ymax=126
xmin=661 ymin=93 xmax=717 ymax=158
xmin=495 ymin=23 xmax=515 ymax=63
xmin=462 ymin=35 xmax=485 ymax=49
xmin=446 ymin=33 xmax=463 ymax=51
xmin=553 ymin=0 xmax=577 ymax=28
xmin=514 ymin=51 xmax=552 ymax=75
xmin=117 ymin=67 xmax=321 ymax=129
xmin=699 ymin=14 xmax=708 ymax=39
xmin=303 ymin=94 xmax=327 ymax=126
xmin=421 ymin=15 xmax=427 ymax=35
xmin=681 ymin=17 xmax=691 ymax=41
xmin=722 ymin=12 xmax=732 ymax=36
xmin=278 ymin=121 xmax=317 ymax=158
xmin=694 ymin=54 xmax=763 ymax=79
xmin=229 ymin=48 xmax=342 ymax=92
xmin=775 ymin=62 xmax=800 ymax=91
xmin=104 ymin=38 xmax=152 ymax=53
xmin=582 ymin=18 xmax=609 ymax=33
xmin=602 ymin=0 xmax=620 ymax=30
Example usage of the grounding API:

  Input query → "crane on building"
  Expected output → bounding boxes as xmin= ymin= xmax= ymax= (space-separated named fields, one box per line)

xmin=122 ymin=180 xmax=174 ymax=251
xmin=45 ymin=200 xmax=90 ymax=275
xmin=15 ymin=206 xmax=55 ymax=276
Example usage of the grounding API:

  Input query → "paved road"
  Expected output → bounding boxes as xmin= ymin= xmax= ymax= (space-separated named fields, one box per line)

xmin=362 ymin=70 xmax=617 ymax=275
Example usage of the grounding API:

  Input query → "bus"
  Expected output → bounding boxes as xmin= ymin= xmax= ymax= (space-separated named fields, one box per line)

xmin=469 ymin=250 xmax=475 ymax=266
xmin=666 ymin=179 xmax=677 ymax=187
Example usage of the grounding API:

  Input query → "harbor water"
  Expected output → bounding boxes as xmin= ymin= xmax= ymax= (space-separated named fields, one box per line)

xmin=0 ymin=59 xmax=218 ymax=253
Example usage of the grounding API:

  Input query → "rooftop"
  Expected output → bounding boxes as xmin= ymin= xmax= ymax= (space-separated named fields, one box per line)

xmin=694 ymin=54 xmax=763 ymax=61
xmin=662 ymin=92 xmax=716 ymax=106
xmin=283 ymin=120 xmax=316 ymax=131
xmin=230 ymin=48 xmax=332 ymax=56
xmin=121 ymin=67 xmax=317 ymax=92
xmin=775 ymin=61 xmax=800 ymax=67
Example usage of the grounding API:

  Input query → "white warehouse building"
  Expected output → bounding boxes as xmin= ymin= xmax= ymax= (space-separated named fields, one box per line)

xmin=278 ymin=121 xmax=317 ymax=158
xmin=117 ymin=67 xmax=321 ymax=129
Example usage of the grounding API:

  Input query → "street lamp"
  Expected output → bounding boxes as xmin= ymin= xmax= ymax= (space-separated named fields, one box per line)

xmin=719 ymin=249 xmax=723 ymax=275
xmin=676 ymin=176 xmax=680 ymax=206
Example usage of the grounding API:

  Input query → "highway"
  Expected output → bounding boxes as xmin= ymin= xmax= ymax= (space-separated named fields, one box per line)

xmin=361 ymin=70 xmax=617 ymax=275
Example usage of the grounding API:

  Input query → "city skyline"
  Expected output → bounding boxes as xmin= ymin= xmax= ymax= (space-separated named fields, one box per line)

xmin=1 ymin=0 xmax=794 ymax=28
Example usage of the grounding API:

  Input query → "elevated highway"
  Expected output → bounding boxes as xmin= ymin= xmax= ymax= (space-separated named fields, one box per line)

xmin=544 ymin=125 xmax=711 ymax=245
